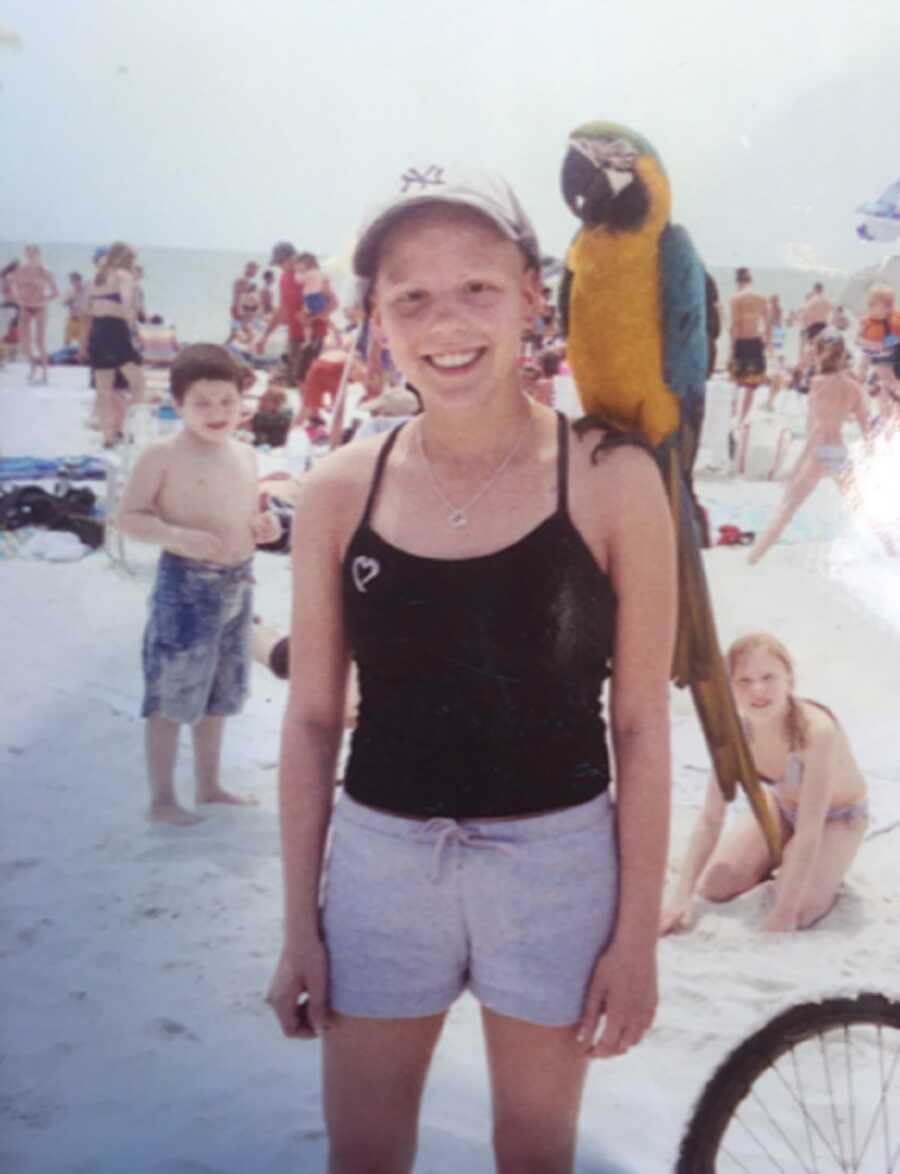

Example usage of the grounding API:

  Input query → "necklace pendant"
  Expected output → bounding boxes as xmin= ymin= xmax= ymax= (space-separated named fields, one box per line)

xmin=448 ymin=509 xmax=468 ymax=528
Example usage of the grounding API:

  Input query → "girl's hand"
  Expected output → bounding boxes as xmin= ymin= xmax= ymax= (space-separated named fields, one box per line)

xmin=253 ymin=510 xmax=282 ymax=545
xmin=266 ymin=938 xmax=331 ymax=1039
xmin=760 ymin=910 xmax=798 ymax=933
xmin=659 ymin=894 xmax=695 ymax=936
xmin=576 ymin=942 xmax=658 ymax=1059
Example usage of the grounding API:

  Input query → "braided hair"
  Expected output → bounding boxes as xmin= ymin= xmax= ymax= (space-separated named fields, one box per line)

xmin=726 ymin=632 xmax=809 ymax=751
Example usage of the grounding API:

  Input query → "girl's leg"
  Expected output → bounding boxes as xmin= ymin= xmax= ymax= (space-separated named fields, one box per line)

xmin=121 ymin=359 xmax=145 ymax=404
xmin=482 ymin=1007 xmax=590 ymax=1174
xmin=747 ymin=458 xmax=824 ymax=564
xmin=20 ymin=310 xmax=35 ymax=373
xmin=35 ymin=306 xmax=48 ymax=375
xmin=94 ymin=368 xmax=117 ymax=444
xmin=780 ymin=815 xmax=867 ymax=928
xmin=322 ymin=1011 xmax=446 ymax=1174
xmin=698 ymin=791 xmax=785 ymax=902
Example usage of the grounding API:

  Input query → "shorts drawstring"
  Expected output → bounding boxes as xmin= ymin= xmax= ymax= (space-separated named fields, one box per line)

xmin=417 ymin=820 xmax=517 ymax=883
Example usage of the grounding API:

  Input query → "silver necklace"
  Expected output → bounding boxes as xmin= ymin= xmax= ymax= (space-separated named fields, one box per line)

xmin=417 ymin=417 xmax=531 ymax=528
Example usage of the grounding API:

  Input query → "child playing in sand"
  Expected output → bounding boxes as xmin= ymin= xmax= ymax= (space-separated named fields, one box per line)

xmin=116 ymin=344 xmax=281 ymax=826
xmin=747 ymin=331 xmax=871 ymax=564
xmin=660 ymin=632 xmax=868 ymax=934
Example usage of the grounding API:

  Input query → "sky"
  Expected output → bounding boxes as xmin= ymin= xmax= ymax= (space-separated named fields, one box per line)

xmin=2 ymin=0 xmax=899 ymax=272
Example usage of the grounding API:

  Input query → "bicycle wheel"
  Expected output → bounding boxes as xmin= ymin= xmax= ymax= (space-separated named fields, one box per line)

xmin=676 ymin=992 xmax=900 ymax=1173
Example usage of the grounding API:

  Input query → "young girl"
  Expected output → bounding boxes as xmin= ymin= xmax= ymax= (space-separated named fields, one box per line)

xmin=660 ymin=633 xmax=868 ymax=935
xmin=266 ymin=171 xmax=676 ymax=1172
xmin=748 ymin=331 xmax=870 ymax=564
xmin=81 ymin=242 xmax=146 ymax=447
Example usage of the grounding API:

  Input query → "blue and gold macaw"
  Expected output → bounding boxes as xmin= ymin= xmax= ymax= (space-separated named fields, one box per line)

xmin=559 ymin=120 xmax=781 ymax=863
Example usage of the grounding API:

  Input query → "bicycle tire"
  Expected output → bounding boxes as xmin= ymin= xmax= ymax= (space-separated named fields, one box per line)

xmin=676 ymin=992 xmax=900 ymax=1173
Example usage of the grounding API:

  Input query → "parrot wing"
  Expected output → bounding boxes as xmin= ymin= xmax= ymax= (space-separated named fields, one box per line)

xmin=660 ymin=223 xmax=708 ymax=418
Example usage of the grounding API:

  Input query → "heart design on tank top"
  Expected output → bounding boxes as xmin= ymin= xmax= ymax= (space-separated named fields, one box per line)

xmin=352 ymin=555 xmax=380 ymax=594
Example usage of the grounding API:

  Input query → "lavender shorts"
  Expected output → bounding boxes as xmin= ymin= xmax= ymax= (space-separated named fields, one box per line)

xmin=320 ymin=791 xmax=618 ymax=1026
xmin=141 ymin=551 xmax=254 ymax=724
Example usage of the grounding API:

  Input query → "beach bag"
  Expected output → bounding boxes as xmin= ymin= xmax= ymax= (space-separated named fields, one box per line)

xmin=0 ymin=485 xmax=104 ymax=549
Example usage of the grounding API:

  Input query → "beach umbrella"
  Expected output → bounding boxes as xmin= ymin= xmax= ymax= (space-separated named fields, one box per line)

xmin=856 ymin=179 xmax=900 ymax=243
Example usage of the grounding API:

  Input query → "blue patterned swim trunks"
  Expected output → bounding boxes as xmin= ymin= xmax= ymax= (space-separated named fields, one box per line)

xmin=141 ymin=551 xmax=254 ymax=724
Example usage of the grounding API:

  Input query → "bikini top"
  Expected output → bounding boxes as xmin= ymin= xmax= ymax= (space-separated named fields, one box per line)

xmin=755 ymin=698 xmax=838 ymax=787
xmin=759 ymin=753 xmax=803 ymax=789
xmin=341 ymin=411 xmax=622 ymax=819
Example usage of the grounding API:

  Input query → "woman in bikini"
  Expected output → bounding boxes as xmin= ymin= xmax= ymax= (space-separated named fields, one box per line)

xmin=748 ymin=331 xmax=871 ymax=564
xmin=11 ymin=245 xmax=59 ymax=384
xmin=266 ymin=171 xmax=676 ymax=1172
xmin=661 ymin=632 xmax=868 ymax=935
xmin=80 ymin=241 xmax=146 ymax=447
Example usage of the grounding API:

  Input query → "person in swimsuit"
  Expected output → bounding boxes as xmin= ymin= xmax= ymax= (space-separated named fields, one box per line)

xmin=265 ymin=170 xmax=676 ymax=1172
xmin=10 ymin=245 xmax=59 ymax=384
xmin=728 ymin=267 xmax=771 ymax=424
xmin=660 ymin=632 xmax=868 ymax=935
xmin=747 ymin=331 xmax=871 ymax=564
xmin=856 ymin=283 xmax=900 ymax=380
xmin=80 ymin=241 xmax=146 ymax=447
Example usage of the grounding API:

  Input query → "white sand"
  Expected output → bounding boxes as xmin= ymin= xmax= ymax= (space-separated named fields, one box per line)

xmin=2 ymin=362 xmax=898 ymax=1173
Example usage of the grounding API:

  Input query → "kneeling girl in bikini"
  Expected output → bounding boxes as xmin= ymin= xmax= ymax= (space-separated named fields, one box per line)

xmin=660 ymin=632 xmax=867 ymax=935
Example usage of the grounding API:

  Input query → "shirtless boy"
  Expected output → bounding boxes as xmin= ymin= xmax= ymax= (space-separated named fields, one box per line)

xmin=799 ymin=282 xmax=833 ymax=347
xmin=729 ymin=267 xmax=770 ymax=423
xmin=117 ymin=344 xmax=281 ymax=825
xmin=11 ymin=245 xmax=59 ymax=383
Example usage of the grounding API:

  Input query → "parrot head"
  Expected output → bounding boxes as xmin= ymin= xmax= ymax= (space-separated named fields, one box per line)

xmin=561 ymin=121 xmax=670 ymax=233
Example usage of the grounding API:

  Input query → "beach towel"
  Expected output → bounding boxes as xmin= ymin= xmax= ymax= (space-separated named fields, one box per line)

xmin=0 ymin=455 xmax=107 ymax=482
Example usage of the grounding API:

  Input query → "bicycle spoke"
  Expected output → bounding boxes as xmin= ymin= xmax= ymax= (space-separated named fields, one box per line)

xmin=718 ymin=1143 xmax=755 ymax=1173
xmin=844 ymin=1024 xmax=858 ymax=1166
xmin=855 ymin=1023 xmax=900 ymax=1168
xmin=819 ymin=1030 xmax=850 ymax=1168
xmin=767 ymin=1053 xmax=846 ymax=1166
xmin=678 ymin=997 xmax=900 ymax=1174
xmin=730 ymin=1103 xmax=796 ymax=1173
xmin=791 ymin=1045 xmax=822 ymax=1172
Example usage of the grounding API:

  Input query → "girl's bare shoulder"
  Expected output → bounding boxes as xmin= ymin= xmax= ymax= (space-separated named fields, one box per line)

xmin=294 ymin=430 xmax=399 ymax=527
xmin=799 ymin=698 xmax=840 ymax=743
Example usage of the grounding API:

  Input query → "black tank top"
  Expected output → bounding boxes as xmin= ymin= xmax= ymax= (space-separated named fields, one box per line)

xmin=341 ymin=412 xmax=617 ymax=819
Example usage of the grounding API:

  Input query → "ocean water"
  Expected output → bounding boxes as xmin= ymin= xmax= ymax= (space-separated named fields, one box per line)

xmin=1 ymin=238 xmax=858 ymax=357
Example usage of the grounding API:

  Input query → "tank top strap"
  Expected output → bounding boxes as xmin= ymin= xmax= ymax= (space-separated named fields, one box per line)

xmin=359 ymin=422 xmax=407 ymax=527
xmin=555 ymin=410 xmax=569 ymax=516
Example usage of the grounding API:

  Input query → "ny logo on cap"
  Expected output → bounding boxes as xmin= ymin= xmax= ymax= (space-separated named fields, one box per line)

xmin=401 ymin=165 xmax=445 ymax=193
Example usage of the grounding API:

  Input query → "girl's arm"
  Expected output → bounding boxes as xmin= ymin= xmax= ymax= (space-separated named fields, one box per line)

xmin=762 ymin=724 xmax=834 ymax=932
xmin=659 ymin=777 xmax=727 ymax=933
xmin=267 ymin=465 xmax=355 ymax=1038
xmin=576 ymin=444 xmax=676 ymax=1058
xmin=850 ymin=381 xmax=871 ymax=437
xmin=118 ymin=271 xmax=137 ymax=327
xmin=44 ymin=269 xmax=60 ymax=302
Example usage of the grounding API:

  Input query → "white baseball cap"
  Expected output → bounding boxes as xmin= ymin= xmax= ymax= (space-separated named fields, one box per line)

xmin=353 ymin=166 xmax=541 ymax=282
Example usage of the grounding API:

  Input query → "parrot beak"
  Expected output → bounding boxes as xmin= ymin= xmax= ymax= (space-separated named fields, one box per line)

xmin=561 ymin=143 xmax=615 ymax=228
